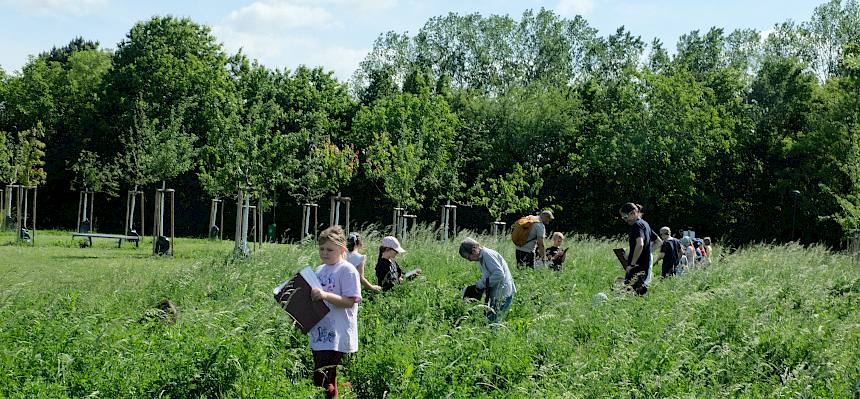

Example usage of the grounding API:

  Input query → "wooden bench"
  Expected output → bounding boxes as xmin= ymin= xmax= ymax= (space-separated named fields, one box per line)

xmin=72 ymin=233 xmax=140 ymax=248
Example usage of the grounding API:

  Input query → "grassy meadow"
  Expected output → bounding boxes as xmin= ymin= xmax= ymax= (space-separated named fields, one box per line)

xmin=1 ymin=228 xmax=859 ymax=398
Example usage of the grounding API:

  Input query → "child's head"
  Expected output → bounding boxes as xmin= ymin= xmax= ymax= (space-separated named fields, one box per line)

xmin=318 ymin=226 xmax=347 ymax=264
xmin=551 ymin=231 xmax=564 ymax=246
xmin=458 ymin=237 xmax=481 ymax=261
xmin=347 ymin=232 xmax=363 ymax=252
xmin=378 ymin=236 xmax=405 ymax=259
xmin=681 ymin=236 xmax=692 ymax=247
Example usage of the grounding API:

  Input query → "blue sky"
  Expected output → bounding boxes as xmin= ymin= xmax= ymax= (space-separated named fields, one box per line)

xmin=0 ymin=0 xmax=823 ymax=81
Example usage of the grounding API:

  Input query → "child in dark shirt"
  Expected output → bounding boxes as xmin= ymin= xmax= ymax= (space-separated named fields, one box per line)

xmin=375 ymin=236 xmax=406 ymax=291
xmin=545 ymin=232 xmax=567 ymax=271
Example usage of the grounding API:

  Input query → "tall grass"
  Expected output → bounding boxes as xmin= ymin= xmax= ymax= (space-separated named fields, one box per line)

xmin=0 ymin=230 xmax=858 ymax=398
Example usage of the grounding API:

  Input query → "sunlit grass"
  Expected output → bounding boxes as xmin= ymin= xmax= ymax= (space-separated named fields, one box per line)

xmin=1 ymin=228 xmax=858 ymax=398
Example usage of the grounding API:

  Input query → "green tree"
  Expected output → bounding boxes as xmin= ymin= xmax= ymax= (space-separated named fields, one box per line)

xmin=116 ymin=101 xmax=196 ymax=189
xmin=12 ymin=123 xmax=47 ymax=186
xmin=468 ymin=163 xmax=543 ymax=222
xmin=353 ymin=90 xmax=460 ymax=211
xmin=0 ymin=131 xmax=12 ymax=184
xmin=70 ymin=149 xmax=119 ymax=196
xmin=800 ymin=44 xmax=860 ymax=242
xmin=103 ymin=16 xmax=236 ymax=161
xmin=277 ymin=66 xmax=358 ymax=205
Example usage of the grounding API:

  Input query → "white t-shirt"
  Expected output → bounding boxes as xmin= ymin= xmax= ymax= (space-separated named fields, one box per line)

xmin=346 ymin=251 xmax=367 ymax=274
xmin=309 ymin=260 xmax=361 ymax=353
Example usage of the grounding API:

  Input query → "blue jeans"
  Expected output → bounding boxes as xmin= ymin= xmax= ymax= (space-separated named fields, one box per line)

xmin=487 ymin=294 xmax=513 ymax=322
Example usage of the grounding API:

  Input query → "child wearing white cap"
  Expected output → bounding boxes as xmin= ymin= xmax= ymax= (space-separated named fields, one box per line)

xmin=375 ymin=236 xmax=407 ymax=291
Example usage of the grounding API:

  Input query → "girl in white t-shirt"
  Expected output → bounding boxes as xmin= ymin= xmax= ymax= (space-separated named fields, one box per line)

xmin=309 ymin=226 xmax=362 ymax=399
xmin=346 ymin=232 xmax=382 ymax=293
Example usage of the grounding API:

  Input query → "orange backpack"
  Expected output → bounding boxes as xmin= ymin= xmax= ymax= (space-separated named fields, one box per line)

xmin=511 ymin=215 xmax=539 ymax=247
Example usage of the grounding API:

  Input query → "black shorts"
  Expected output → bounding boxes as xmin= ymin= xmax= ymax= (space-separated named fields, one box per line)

xmin=625 ymin=265 xmax=649 ymax=295
xmin=515 ymin=249 xmax=534 ymax=269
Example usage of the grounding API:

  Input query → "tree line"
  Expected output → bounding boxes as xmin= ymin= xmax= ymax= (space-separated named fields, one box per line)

xmin=0 ymin=0 xmax=858 ymax=246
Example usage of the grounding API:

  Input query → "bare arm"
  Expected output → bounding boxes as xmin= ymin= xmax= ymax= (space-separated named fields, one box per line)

xmin=651 ymin=237 xmax=663 ymax=253
xmin=311 ymin=288 xmax=358 ymax=308
xmin=536 ymin=239 xmax=546 ymax=260
xmin=356 ymin=260 xmax=382 ymax=292
xmin=627 ymin=237 xmax=645 ymax=272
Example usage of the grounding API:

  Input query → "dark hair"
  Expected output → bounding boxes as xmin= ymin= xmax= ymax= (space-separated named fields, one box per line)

xmin=619 ymin=203 xmax=643 ymax=214
xmin=378 ymin=246 xmax=390 ymax=259
xmin=347 ymin=233 xmax=361 ymax=252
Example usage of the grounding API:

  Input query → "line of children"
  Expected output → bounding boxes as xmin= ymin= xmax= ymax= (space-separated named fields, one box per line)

xmin=298 ymin=213 xmax=709 ymax=397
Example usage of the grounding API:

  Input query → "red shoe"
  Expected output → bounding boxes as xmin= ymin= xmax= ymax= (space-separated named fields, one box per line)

xmin=324 ymin=383 xmax=338 ymax=398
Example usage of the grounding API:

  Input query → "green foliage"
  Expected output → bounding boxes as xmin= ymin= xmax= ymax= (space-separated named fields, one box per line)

xmin=354 ymin=91 xmax=461 ymax=210
xmin=12 ymin=122 xmax=47 ymax=186
xmin=0 ymin=131 xmax=12 ymax=183
xmin=469 ymin=163 xmax=543 ymax=221
xmin=116 ymin=101 xmax=197 ymax=188
xmin=104 ymin=15 xmax=236 ymax=184
xmin=279 ymin=66 xmax=358 ymax=205
xmin=2 ymin=3 xmax=860 ymax=247
xmin=69 ymin=149 xmax=119 ymax=196
xmin=354 ymin=9 xmax=598 ymax=95
xmin=287 ymin=138 xmax=358 ymax=205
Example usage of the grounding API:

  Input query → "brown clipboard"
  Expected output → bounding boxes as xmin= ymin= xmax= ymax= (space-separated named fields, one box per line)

xmin=613 ymin=248 xmax=628 ymax=270
xmin=273 ymin=269 xmax=330 ymax=334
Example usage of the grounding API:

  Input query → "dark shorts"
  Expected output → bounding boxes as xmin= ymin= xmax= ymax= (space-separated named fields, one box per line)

xmin=313 ymin=350 xmax=345 ymax=399
xmin=515 ymin=249 xmax=535 ymax=269
xmin=661 ymin=261 xmax=677 ymax=277
xmin=625 ymin=265 xmax=649 ymax=296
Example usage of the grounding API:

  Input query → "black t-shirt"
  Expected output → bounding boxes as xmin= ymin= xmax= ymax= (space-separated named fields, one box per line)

xmin=375 ymin=257 xmax=403 ymax=292
xmin=546 ymin=246 xmax=566 ymax=266
xmin=660 ymin=238 xmax=681 ymax=269
xmin=627 ymin=219 xmax=657 ymax=268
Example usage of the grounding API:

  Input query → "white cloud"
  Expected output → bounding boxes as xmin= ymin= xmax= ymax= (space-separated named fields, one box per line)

xmin=225 ymin=0 xmax=334 ymax=32
xmin=555 ymin=0 xmax=594 ymax=17
xmin=213 ymin=25 xmax=366 ymax=81
xmin=0 ymin=0 xmax=107 ymax=15
xmin=215 ymin=0 xmax=379 ymax=81
xmin=285 ymin=0 xmax=398 ymax=13
xmin=304 ymin=46 xmax=369 ymax=81
xmin=324 ymin=0 xmax=398 ymax=13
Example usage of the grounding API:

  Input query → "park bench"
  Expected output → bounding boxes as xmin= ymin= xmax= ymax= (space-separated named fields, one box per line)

xmin=72 ymin=233 xmax=140 ymax=248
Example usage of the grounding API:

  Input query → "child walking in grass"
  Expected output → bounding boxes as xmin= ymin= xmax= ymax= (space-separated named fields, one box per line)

xmin=309 ymin=226 xmax=361 ymax=399
xmin=346 ymin=233 xmax=382 ymax=293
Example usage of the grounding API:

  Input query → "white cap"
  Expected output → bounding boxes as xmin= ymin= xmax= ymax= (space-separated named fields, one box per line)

xmin=381 ymin=236 xmax=406 ymax=253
